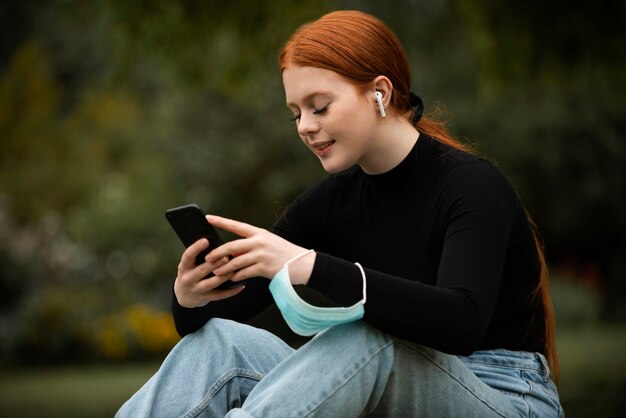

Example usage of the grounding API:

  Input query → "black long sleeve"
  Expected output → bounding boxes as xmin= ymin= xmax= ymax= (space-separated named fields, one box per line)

xmin=273 ymin=135 xmax=544 ymax=355
xmin=173 ymin=135 xmax=545 ymax=356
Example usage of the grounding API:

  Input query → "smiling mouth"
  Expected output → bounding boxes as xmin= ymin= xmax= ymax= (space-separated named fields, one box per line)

xmin=313 ymin=140 xmax=335 ymax=151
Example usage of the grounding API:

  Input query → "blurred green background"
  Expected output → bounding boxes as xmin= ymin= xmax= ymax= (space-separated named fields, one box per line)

xmin=0 ymin=0 xmax=624 ymax=416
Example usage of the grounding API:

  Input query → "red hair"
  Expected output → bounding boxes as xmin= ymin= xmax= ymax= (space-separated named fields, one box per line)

xmin=279 ymin=10 xmax=559 ymax=381
xmin=279 ymin=10 xmax=470 ymax=152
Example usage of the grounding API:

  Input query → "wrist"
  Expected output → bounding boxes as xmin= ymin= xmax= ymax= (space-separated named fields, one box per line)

xmin=288 ymin=251 xmax=316 ymax=285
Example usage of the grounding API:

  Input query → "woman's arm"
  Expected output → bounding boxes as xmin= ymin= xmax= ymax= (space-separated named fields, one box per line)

xmin=298 ymin=162 xmax=521 ymax=355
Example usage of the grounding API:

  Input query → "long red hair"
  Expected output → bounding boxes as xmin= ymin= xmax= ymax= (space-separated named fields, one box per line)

xmin=280 ymin=10 xmax=559 ymax=381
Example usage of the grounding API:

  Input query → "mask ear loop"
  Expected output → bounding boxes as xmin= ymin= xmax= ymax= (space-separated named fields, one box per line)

xmin=284 ymin=249 xmax=315 ymax=267
xmin=354 ymin=262 xmax=367 ymax=304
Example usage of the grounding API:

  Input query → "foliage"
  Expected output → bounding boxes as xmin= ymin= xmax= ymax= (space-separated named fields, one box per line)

xmin=96 ymin=304 xmax=180 ymax=360
xmin=0 ymin=0 xmax=624 ymax=365
xmin=551 ymin=277 xmax=602 ymax=327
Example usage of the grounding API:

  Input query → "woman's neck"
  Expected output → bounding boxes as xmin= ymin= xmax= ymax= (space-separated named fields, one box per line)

xmin=359 ymin=118 xmax=420 ymax=175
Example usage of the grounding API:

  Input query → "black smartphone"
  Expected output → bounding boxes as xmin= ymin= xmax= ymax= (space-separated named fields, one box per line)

xmin=165 ymin=204 xmax=243 ymax=289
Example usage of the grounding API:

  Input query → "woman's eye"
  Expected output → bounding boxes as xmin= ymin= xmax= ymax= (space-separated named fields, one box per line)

xmin=313 ymin=104 xmax=329 ymax=115
xmin=288 ymin=103 xmax=328 ymax=122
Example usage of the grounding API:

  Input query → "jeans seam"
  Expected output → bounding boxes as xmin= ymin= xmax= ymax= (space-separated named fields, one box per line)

xmin=460 ymin=360 xmax=544 ymax=374
xmin=396 ymin=342 xmax=518 ymax=418
xmin=183 ymin=368 xmax=264 ymax=418
xmin=297 ymin=340 xmax=395 ymax=418
xmin=526 ymin=380 xmax=561 ymax=406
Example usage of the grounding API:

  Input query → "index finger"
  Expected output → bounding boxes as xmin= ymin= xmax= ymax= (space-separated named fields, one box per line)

xmin=206 ymin=215 xmax=259 ymax=238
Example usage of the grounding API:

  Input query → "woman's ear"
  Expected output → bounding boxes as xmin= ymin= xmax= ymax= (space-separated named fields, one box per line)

xmin=372 ymin=76 xmax=393 ymax=109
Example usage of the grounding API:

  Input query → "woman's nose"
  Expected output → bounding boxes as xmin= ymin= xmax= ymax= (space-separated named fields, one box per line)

xmin=297 ymin=112 xmax=320 ymax=137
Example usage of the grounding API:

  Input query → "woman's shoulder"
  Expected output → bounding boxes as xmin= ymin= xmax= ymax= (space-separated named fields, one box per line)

xmin=431 ymin=141 xmax=513 ymax=191
xmin=425 ymin=140 xmax=521 ymax=215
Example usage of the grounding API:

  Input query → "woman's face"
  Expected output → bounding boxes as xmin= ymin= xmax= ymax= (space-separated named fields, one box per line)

xmin=282 ymin=66 xmax=379 ymax=174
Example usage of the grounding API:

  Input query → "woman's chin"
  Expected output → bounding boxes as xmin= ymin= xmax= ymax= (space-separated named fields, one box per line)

xmin=320 ymin=158 xmax=352 ymax=174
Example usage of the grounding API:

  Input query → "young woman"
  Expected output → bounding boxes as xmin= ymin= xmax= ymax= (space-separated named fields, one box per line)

xmin=118 ymin=10 xmax=563 ymax=418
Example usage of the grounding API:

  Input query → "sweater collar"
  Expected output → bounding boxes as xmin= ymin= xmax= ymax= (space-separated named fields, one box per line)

xmin=364 ymin=134 xmax=436 ymax=191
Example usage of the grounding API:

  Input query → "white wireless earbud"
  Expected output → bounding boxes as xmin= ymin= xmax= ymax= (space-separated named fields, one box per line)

xmin=375 ymin=91 xmax=386 ymax=118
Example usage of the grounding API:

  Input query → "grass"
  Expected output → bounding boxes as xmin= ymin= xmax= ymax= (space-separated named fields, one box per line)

xmin=0 ymin=324 xmax=624 ymax=417
xmin=556 ymin=325 xmax=626 ymax=417
xmin=0 ymin=362 xmax=159 ymax=418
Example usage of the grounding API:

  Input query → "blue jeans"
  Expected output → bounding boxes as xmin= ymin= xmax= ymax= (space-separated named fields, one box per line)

xmin=116 ymin=319 xmax=563 ymax=417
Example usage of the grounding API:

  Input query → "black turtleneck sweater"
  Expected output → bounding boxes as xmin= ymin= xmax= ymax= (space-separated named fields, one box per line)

xmin=172 ymin=135 xmax=546 ymax=356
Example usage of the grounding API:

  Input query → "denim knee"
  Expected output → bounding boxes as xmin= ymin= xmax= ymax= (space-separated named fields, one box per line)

xmin=186 ymin=319 xmax=294 ymax=365
xmin=307 ymin=320 xmax=394 ymax=368
xmin=314 ymin=320 xmax=387 ymax=344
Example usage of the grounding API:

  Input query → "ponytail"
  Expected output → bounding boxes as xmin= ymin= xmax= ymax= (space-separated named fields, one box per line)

xmin=527 ymin=212 xmax=560 ymax=382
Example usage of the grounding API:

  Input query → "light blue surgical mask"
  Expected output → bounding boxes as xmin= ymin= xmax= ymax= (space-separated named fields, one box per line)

xmin=269 ymin=250 xmax=367 ymax=337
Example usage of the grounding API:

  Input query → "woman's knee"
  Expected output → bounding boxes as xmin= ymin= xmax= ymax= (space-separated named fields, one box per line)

xmin=185 ymin=319 xmax=294 ymax=365
xmin=179 ymin=318 xmax=236 ymax=350
xmin=316 ymin=320 xmax=390 ymax=346
xmin=304 ymin=320 xmax=394 ymax=367
xmin=184 ymin=318 xmax=269 ymax=346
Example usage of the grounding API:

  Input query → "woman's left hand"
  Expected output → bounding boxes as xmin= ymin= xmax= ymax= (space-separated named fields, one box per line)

xmin=205 ymin=215 xmax=315 ymax=285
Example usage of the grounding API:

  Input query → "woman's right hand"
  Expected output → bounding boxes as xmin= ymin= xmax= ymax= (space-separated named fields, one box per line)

xmin=174 ymin=238 xmax=245 ymax=308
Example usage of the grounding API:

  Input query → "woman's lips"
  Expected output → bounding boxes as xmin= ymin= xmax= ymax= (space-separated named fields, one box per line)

xmin=312 ymin=140 xmax=335 ymax=157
